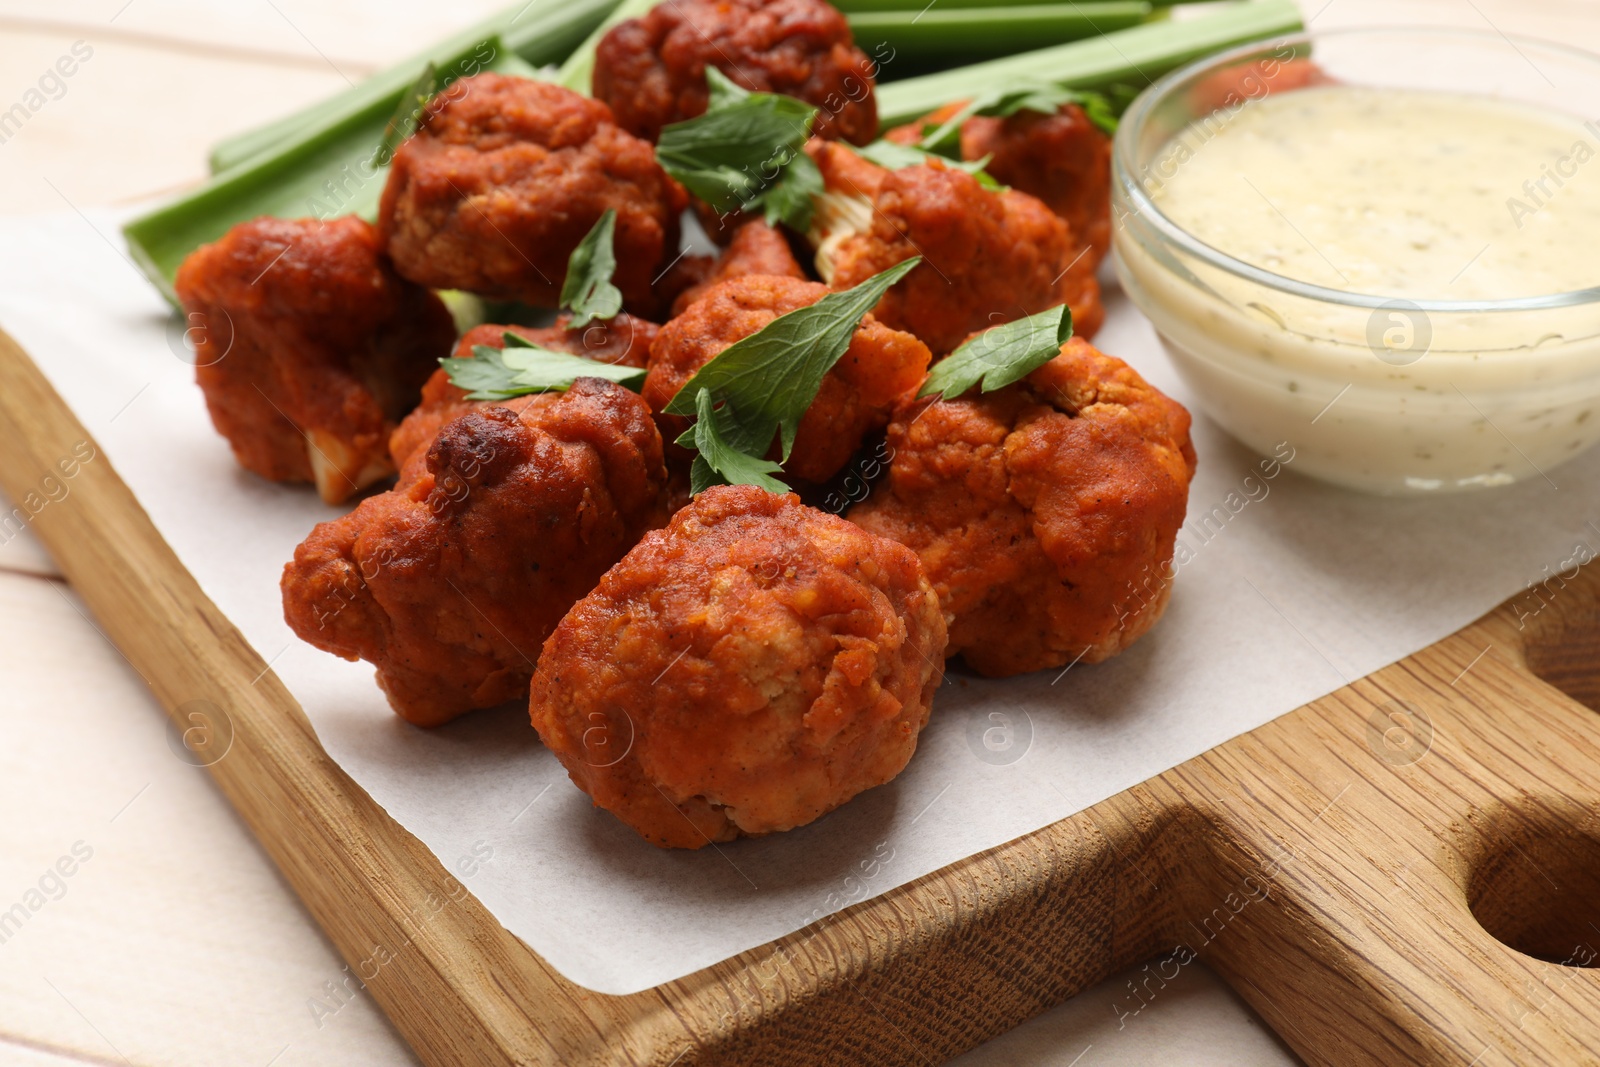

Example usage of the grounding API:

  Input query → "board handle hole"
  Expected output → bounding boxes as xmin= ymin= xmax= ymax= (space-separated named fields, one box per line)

xmin=1517 ymin=561 xmax=1600 ymax=714
xmin=1468 ymin=801 xmax=1600 ymax=968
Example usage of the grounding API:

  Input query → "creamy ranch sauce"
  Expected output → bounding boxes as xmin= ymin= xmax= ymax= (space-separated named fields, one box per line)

xmin=1151 ymin=86 xmax=1600 ymax=301
xmin=1115 ymin=82 xmax=1600 ymax=494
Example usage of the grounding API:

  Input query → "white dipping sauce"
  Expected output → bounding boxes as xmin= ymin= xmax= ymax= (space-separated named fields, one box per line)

xmin=1117 ymin=84 xmax=1600 ymax=494
xmin=1153 ymin=87 xmax=1600 ymax=302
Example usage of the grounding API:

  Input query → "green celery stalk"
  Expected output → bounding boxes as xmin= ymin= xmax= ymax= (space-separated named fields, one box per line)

xmin=136 ymin=0 xmax=1299 ymax=310
xmin=848 ymin=3 xmax=1152 ymax=64
xmin=210 ymin=0 xmax=618 ymax=174
xmin=124 ymin=35 xmax=534 ymax=305
xmin=555 ymin=0 xmax=661 ymax=94
xmin=875 ymin=0 xmax=1302 ymax=126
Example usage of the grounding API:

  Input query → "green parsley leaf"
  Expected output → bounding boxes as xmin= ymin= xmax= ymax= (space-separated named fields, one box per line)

xmin=760 ymin=148 xmax=822 ymax=233
xmin=439 ymin=348 xmax=527 ymax=402
xmin=918 ymin=83 xmax=1121 ymax=160
xmin=664 ymin=257 xmax=921 ymax=468
xmin=441 ymin=332 xmax=646 ymax=400
xmin=1078 ymin=93 xmax=1121 ymax=139
xmin=656 ymin=68 xmax=820 ymax=231
xmin=849 ymin=140 xmax=1002 ymax=191
xmin=372 ymin=62 xmax=438 ymax=169
xmin=705 ymin=65 xmax=752 ymax=109
xmin=674 ymin=389 xmax=789 ymax=495
xmin=560 ymin=209 xmax=623 ymax=330
xmin=919 ymin=304 xmax=1073 ymax=401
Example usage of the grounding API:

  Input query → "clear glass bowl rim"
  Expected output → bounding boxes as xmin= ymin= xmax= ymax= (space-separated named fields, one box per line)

xmin=1113 ymin=25 xmax=1600 ymax=314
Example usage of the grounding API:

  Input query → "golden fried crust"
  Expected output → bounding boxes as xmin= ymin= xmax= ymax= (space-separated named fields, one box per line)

xmin=888 ymin=100 xmax=1112 ymax=267
xmin=848 ymin=338 xmax=1197 ymax=677
xmin=643 ymin=274 xmax=931 ymax=484
xmin=593 ymin=0 xmax=879 ymax=145
xmin=389 ymin=314 xmax=659 ymax=472
xmin=654 ymin=251 xmax=716 ymax=315
xmin=812 ymin=135 xmax=889 ymax=197
xmin=378 ymin=74 xmax=686 ymax=312
xmin=670 ymin=219 xmax=806 ymax=317
xmin=529 ymin=484 xmax=947 ymax=848
xmin=282 ymin=381 xmax=669 ymax=727
xmin=810 ymin=142 xmax=1083 ymax=355
xmin=970 ymin=107 xmax=1112 ymax=269
xmin=174 ymin=216 xmax=455 ymax=503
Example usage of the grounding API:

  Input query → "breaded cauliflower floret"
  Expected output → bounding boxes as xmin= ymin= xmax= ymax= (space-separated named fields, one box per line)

xmin=807 ymin=140 xmax=1092 ymax=355
xmin=379 ymin=74 xmax=686 ymax=312
xmin=529 ymin=484 xmax=947 ymax=848
xmin=848 ymin=338 xmax=1197 ymax=677
xmin=668 ymin=218 xmax=806 ymax=317
xmin=643 ymin=274 xmax=931 ymax=484
xmin=389 ymin=313 xmax=659 ymax=471
xmin=174 ymin=215 xmax=455 ymax=504
xmin=888 ymin=99 xmax=1113 ymax=268
xmin=593 ymin=0 xmax=879 ymax=145
xmin=282 ymin=382 xmax=669 ymax=727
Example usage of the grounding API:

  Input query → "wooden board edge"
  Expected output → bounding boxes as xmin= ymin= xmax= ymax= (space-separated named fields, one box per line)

xmin=6 ymin=328 xmax=1600 ymax=1066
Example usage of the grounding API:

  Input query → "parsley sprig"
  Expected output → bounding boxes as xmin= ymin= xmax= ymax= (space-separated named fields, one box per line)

xmin=848 ymin=140 xmax=1002 ymax=191
xmin=655 ymin=69 xmax=824 ymax=231
xmin=919 ymin=304 xmax=1072 ymax=401
xmin=917 ymin=83 xmax=1122 ymax=160
xmin=680 ymin=388 xmax=789 ymax=494
xmin=559 ymin=209 xmax=623 ymax=330
xmin=440 ymin=209 xmax=632 ymax=398
xmin=441 ymin=331 xmax=646 ymax=400
xmin=441 ymin=245 xmax=927 ymax=496
xmin=665 ymin=258 xmax=922 ymax=494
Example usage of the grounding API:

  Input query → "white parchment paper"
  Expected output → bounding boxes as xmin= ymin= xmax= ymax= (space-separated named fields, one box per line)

xmin=2 ymin=210 xmax=1596 ymax=995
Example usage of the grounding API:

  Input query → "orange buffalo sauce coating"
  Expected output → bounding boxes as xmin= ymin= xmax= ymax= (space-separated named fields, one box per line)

xmin=529 ymin=485 xmax=947 ymax=848
xmin=808 ymin=140 xmax=1099 ymax=354
xmin=643 ymin=274 xmax=930 ymax=485
xmin=850 ymin=337 xmax=1196 ymax=677
xmin=283 ymin=382 xmax=668 ymax=727
xmin=175 ymin=215 xmax=454 ymax=503
xmin=379 ymin=74 xmax=685 ymax=313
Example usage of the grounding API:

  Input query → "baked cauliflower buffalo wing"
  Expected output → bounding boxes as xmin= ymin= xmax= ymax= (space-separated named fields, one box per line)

xmin=529 ymin=484 xmax=947 ymax=848
xmin=389 ymin=314 xmax=658 ymax=471
xmin=807 ymin=141 xmax=1100 ymax=355
xmin=379 ymin=74 xmax=685 ymax=311
xmin=282 ymin=382 xmax=669 ymax=727
xmin=593 ymin=0 xmax=879 ymax=145
xmin=888 ymin=99 xmax=1113 ymax=268
xmin=849 ymin=338 xmax=1197 ymax=677
xmin=643 ymin=274 xmax=931 ymax=484
xmin=665 ymin=218 xmax=807 ymax=317
xmin=174 ymin=215 xmax=455 ymax=504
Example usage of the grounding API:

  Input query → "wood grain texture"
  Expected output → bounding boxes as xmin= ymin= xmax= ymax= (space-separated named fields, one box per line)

xmin=2 ymin=326 xmax=1597 ymax=1066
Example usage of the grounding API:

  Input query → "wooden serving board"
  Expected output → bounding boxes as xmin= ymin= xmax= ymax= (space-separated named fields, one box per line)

xmin=3 ymin=326 xmax=1599 ymax=1067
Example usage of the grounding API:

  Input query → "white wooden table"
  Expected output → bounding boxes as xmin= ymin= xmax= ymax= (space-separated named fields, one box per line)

xmin=0 ymin=1 xmax=1586 ymax=1063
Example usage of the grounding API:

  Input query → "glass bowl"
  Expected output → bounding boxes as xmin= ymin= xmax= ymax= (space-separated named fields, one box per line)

xmin=1112 ymin=27 xmax=1600 ymax=494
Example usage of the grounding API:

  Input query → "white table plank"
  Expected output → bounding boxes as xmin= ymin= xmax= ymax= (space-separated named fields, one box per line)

xmin=0 ymin=492 xmax=60 ymax=579
xmin=0 ymin=571 xmax=420 ymax=1066
xmin=0 ymin=1035 xmax=127 ymax=1067
xmin=0 ymin=1 xmax=1589 ymax=1064
xmin=0 ymin=27 xmax=348 ymax=214
xmin=0 ymin=1 xmax=515 ymax=71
